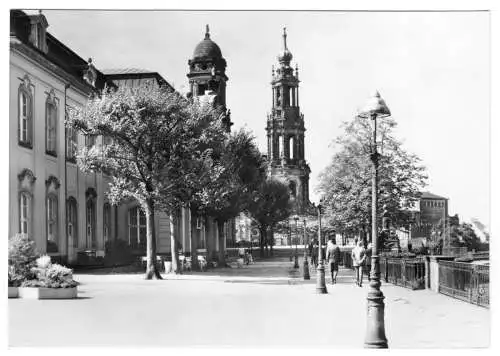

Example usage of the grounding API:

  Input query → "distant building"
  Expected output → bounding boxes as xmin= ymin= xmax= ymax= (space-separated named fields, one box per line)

xmin=406 ymin=191 xmax=449 ymax=247
xmin=266 ymin=28 xmax=311 ymax=214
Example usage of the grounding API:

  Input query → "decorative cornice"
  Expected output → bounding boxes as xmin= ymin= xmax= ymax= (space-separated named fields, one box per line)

xmin=17 ymin=168 xmax=36 ymax=184
xmin=45 ymin=175 xmax=61 ymax=189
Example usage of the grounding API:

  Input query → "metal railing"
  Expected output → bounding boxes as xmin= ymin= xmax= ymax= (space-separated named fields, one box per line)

xmin=380 ymin=257 xmax=426 ymax=290
xmin=441 ymin=246 xmax=468 ymax=257
xmin=438 ymin=260 xmax=489 ymax=308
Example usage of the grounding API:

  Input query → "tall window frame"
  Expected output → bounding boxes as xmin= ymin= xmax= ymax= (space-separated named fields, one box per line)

xmin=19 ymin=191 xmax=32 ymax=237
xmin=128 ymin=206 xmax=146 ymax=248
xmin=18 ymin=77 xmax=33 ymax=148
xmin=103 ymin=203 xmax=111 ymax=244
xmin=45 ymin=92 xmax=58 ymax=156
xmin=67 ymin=197 xmax=78 ymax=248
xmin=46 ymin=194 xmax=58 ymax=252
xmin=66 ymin=126 xmax=78 ymax=162
xmin=86 ymin=199 xmax=96 ymax=249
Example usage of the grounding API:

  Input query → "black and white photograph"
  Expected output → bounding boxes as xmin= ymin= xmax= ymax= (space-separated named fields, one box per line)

xmin=5 ymin=0 xmax=497 ymax=350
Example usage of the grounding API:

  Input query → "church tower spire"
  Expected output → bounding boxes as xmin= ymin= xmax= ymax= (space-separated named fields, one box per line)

xmin=266 ymin=28 xmax=310 ymax=214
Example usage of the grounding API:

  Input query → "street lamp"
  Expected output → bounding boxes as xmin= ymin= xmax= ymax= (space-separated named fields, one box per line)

xmin=358 ymin=90 xmax=391 ymax=349
xmin=316 ymin=202 xmax=327 ymax=294
xmin=293 ymin=215 xmax=299 ymax=269
xmin=288 ymin=219 xmax=293 ymax=262
xmin=303 ymin=218 xmax=310 ymax=280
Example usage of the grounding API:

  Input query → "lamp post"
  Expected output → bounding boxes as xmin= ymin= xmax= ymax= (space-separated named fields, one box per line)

xmin=358 ymin=90 xmax=391 ymax=348
xmin=316 ymin=202 xmax=327 ymax=294
xmin=303 ymin=218 xmax=310 ymax=280
xmin=288 ymin=219 xmax=293 ymax=262
xmin=293 ymin=216 xmax=299 ymax=269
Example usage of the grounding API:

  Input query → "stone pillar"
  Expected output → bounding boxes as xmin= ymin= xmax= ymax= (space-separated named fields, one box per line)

xmin=428 ymin=256 xmax=455 ymax=292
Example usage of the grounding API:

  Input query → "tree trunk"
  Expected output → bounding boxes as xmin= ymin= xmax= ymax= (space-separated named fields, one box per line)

xmin=170 ymin=213 xmax=180 ymax=274
xmin=217 ymin=220 xmax=226 ymax=266
xmin=144 ymin=199 xmax=162 ymax=280
xmin=270 ymin=225 xmax=274 ymax=256
xmin=259 ymin=226 xmax=267 ymax=257
xmin=190 ymin=209 xmax=198 ymax=271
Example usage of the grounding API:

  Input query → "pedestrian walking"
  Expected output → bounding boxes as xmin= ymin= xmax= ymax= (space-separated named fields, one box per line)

xmin=311 ymin=239 xmax=318 ymax=268
xmin=326 ymin=235 xmax=341 ymax=284
xmin=351 ymin=240 xmax=366 ymax=287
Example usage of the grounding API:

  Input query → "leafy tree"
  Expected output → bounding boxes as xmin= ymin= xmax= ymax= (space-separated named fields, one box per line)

xmin=68 ymin=85 xmax=227 ymax=279
xmin=448 ymin=216 xmax=482 ymax=251
xmin=317 ymin=114 xmax=428 ymax=240
xmin=192 ymin=129 xmax=266 ymax=265
xmin=470 ymin=218 xmax=490 ymax=242
xmin=247 ymin=178 xmax=292 ymax=257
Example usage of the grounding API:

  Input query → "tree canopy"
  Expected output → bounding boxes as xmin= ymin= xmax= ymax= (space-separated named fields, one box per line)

xmin=67 ymin=84 xmax=227 ymax=279
xmin=191 ymin=128 xmax=267 ymax=263
xmin=317 ymin=114 xmax=428 ymax=238
xmin=247 ymin=177 xmax=292 ymax=253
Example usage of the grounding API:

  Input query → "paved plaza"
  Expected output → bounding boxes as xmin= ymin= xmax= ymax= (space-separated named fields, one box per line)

xmin=8 ymin=257 xmax=489 ymax=348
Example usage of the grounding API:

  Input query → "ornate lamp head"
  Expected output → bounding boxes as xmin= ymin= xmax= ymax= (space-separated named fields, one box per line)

xmin=357 ymin=90 xmax=391 ymax=119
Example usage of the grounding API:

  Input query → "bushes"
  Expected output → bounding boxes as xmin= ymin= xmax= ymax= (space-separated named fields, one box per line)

xmin=8 ymin=234 xmax=38 ymax=286
xmin=8 ymin=234 xmax=77 ymax=288
xmin=104 ymin=239 xmax=134 ymax=266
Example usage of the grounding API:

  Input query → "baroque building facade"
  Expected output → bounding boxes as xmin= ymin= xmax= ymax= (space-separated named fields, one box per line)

xmin=9 ymin=10 xmax=116 ymax=263
xmin=9 ymin=11 xmax=233 ymax=265
xmin=266 ymin=28 xmax=311 ymax=214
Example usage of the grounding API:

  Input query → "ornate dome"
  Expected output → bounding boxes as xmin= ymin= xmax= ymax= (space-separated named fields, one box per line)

xmin=192 ymin=25 xmax=223 ymax=59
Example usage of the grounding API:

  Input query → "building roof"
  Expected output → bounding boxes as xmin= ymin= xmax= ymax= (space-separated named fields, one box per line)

xmin=420 ymin=191 xmax=448 ymax=200
xmin=192 ymin=25 xmax=223 ymax=59
xmin=101 ymin=68 xmax=156 ymax=75
xmin=10 ymin=10 xmax=114 ymax=91
xmin=101 ymin=68 xmax=174 ymax=91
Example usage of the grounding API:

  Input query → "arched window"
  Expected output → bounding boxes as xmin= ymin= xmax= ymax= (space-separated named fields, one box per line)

xmin=103 ymin=203 xmax=111 ymax=243
xmin=18 ymin=78 xmax=33 ymax=147
xmin=46 ymin=195 xmax=58 ymax=252
xmin=67 ymin=198 xmax=78 ymax=248
xmin=46 ymin=94 xmax=57 ymax=155
xmin=278 ymin=135 xmax=284 ymax=157
xmin=128 ymin=206 xmax=146 ymax=248
xmin=289 ymin=136 xmax=295 ymax=159
xmin=86 ymin=199 xmax=96 ymax=249
xmin=19 ymin=192 xmax=32 ymax=237
xmin=289 ymin=181 xmax=297 ymax=198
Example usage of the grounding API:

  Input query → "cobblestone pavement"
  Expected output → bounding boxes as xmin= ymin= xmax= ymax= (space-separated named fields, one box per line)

xmin=8 ymin=257 xmax=489 ymax=348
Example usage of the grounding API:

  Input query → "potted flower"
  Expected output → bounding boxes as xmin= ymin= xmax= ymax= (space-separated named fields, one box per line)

xmin=18 ymin=255 xmax=79 ymax=299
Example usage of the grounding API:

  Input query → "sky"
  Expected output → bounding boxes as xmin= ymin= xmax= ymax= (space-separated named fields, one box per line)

xmin=39 ymin=10 xmax=490 ymax=227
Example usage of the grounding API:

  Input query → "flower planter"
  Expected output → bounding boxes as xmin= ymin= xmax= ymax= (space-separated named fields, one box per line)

xmin=18 ymin=286 xmax=78 ymax=299
xmin=8 ymin=287 xmax=19 ymax=298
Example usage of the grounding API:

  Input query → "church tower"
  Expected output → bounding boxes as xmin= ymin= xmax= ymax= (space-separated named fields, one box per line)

xmin=266 ymin=28 xmax=311 ymax=214
xmin=187 ymin=25 xmax=232 ymax=131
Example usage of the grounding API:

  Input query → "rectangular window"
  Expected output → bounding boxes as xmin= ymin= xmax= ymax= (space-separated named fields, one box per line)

xmin=86 ymin=135 xmax=95 ymax=149
xmin=66 ymin=127 xmax=78 ymax=161
xmin=19 ymin=91 xmax=31 ymax=145
xmin=19 ymin=193 xmax=30 ymax=236
xmin=128 ymin=207 xmax=146 ymax=248
xmin=103 ymin=204 xmax=111 ymax=243
xmin=46 ymin=103 xmax=57 ymax=155
xmin=86 ymin=201 xmax=95 ymax=249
